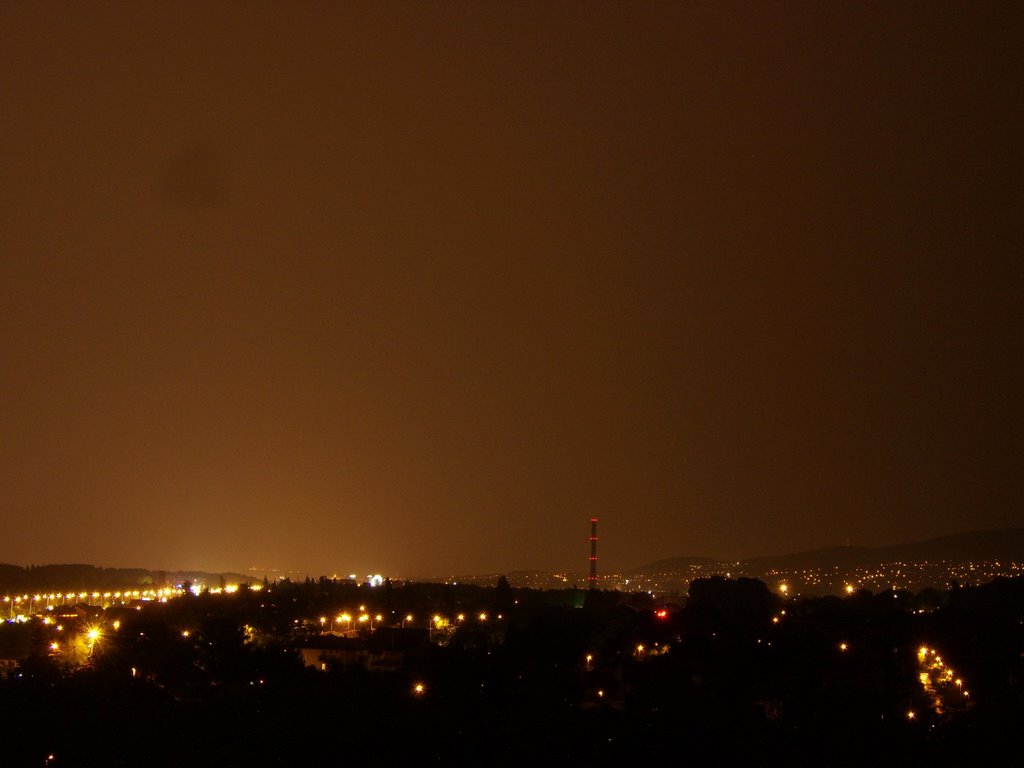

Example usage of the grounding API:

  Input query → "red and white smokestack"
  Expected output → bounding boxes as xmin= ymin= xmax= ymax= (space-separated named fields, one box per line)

xmin=588 ymin=517 xmax=598 ymax=588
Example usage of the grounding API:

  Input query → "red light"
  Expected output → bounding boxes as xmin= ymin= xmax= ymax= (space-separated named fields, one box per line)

xmin=655 ymin=609 xmax=668 ymax=619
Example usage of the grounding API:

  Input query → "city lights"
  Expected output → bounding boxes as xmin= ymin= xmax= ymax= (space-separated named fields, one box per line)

xmin=916 ymin=643 xmax=971 ymax=715
xmin=0 ymin=561 xmax=1007 ymax=765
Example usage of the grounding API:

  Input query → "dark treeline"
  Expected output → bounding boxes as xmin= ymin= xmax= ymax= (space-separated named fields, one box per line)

xmin=0 ymin=563 xmax=250 ymax=593
xmin=2 ymin=576 xmax=1023 ymax=766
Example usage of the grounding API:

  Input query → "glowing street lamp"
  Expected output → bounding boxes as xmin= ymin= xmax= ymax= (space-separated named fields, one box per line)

xmin=84 ymin=626 xmax=102 ymax=658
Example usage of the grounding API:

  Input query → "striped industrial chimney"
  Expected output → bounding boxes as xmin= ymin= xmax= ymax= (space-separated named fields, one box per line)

xmin=588 ymin=517 xmax=598 ymax=588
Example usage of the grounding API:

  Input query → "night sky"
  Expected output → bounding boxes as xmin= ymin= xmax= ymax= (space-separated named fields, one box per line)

xmin=2 ymin=2 xmax=1021 ymax=578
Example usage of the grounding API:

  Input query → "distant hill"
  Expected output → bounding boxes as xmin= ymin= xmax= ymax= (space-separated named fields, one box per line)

xmin=625 ymin=556 xmax=721 ymax=574
xmin=740 ymin=546 xmax=874 ymax=571
xmin=631 ymin=529 xmax=1024 ymax=574
xmin=874 ymin=528 xmax=1024 ymax=564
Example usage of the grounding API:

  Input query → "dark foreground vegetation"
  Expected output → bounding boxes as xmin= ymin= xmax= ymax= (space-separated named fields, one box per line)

xmin=2 ymin=575 xmax=1023 ymax=767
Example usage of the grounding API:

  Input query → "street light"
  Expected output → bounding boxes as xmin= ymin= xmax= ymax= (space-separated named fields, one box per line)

xmin=85 ymin=626 xmax=102 ymax=659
